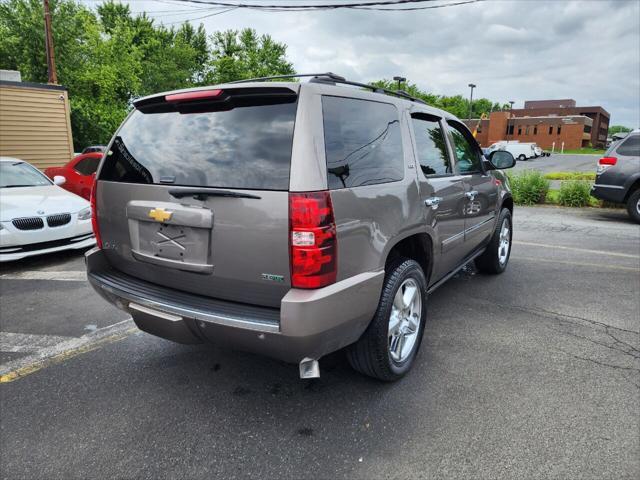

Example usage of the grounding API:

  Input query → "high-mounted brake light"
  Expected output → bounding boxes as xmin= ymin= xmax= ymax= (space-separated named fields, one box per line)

xmin=90 ymin=181 xmax=102 ymax=249
xmin=289 ymin=191 xmax=337 ymax=289
xmin=165 ymin=89 xmax=222 ymax=102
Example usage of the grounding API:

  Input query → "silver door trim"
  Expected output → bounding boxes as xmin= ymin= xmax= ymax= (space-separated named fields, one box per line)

xmin=464 ymin=214 xmax=496 ymax=237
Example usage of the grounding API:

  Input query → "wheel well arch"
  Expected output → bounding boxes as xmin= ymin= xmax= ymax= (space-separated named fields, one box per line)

xmin=501 ymin=195 xmax=514 ymax=214
xmin=384 ymin=233 xmax=434 ymax=283
xmin=623 ymin=178 xmax=640 ymax=202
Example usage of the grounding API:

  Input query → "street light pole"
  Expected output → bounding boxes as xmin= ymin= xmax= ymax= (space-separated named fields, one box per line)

xmin=393 ymin=76 xmax=406 ymax=91
xmin=43 ymin=0 xmax=57 ymax=84
xmin=468 ymin=83 xmax=476 ymax=120
xmin=508 ymin=100 xmax=515 ymax=138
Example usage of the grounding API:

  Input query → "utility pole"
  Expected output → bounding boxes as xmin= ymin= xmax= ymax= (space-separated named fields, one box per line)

xmin=468 ymin=83 xmax=476 ymax=120
xmin=508 ymin=100 xmax=515 ymax=139
xmin=43 ymin=0 xmax=57 ymax=84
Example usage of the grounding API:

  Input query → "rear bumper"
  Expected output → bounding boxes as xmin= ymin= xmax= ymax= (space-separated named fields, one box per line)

xmin=590 ymin=183 xmax=626 ymax=203
xmin=86 ymin=248 xmax=384 ymax=363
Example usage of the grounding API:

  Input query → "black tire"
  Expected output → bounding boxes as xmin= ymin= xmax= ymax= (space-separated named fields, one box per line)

xmin=626 ymin=189 xmax=640 ymax=224
xmin=475 ymin=208 xmax=512 ymax=274
xmin=346 ymin=258 xmax=427 ymax=381
xmin=518 ymin=154 xmax=527 ymax=161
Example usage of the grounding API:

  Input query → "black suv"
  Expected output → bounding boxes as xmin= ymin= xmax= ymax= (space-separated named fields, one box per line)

xmin=592 ymin=130 xmax=640 ymax=223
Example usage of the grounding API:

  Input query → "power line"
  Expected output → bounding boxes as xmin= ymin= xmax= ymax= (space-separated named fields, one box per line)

xmin=156 ymin=0 xmax=483 ymax=11
xmin=162 ymin=6 xmax=238 ymax=24
xmin=351 ymin=0 xmax=481 ymax=10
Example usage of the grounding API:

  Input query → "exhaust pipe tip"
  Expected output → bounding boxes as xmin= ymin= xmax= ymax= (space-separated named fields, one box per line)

xmin=299 ymin=357 xmax=320 ymax=379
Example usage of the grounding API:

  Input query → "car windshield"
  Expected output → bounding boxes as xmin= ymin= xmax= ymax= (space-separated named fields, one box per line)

xmin=0 ymin=162 xmax=52 ymax=188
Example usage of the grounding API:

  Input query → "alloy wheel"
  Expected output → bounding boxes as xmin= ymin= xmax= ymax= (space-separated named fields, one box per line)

xmin=388 ymin=278 xmax=422 ymax=363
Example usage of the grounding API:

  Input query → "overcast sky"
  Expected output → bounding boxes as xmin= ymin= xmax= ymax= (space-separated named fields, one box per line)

xmin=97 ymin=0 xmax=640 ymax=127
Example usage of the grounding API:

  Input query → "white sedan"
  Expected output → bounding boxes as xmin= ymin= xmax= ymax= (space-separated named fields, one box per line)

xmin=0 ymin=157 xmax=95 ymax=261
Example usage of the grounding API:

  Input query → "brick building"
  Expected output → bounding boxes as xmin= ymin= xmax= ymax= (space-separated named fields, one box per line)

xmin=465 ymin=99 xmax=610 ymax=150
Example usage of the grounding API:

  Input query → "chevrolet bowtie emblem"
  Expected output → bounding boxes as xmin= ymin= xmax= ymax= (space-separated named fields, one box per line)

xmin=148 ymin=208 xmax=172 ymax=222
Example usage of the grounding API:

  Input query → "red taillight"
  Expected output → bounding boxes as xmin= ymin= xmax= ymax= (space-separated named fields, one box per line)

xmin=165 ymin=89 xmax=222 ymax=102
xmin=598 ymin=156 xmax=617 ymax=165
xmin=90 ymin=181 xmax=102 ymax=249
xmin=289 ymin=191 xmax=337 ymax=289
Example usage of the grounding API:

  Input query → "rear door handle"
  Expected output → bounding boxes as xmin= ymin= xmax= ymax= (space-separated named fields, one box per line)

xmin=424 ymin=197 xmax=442 ymax=208
xmin=465 ymin=190 xmax=479 ymax=200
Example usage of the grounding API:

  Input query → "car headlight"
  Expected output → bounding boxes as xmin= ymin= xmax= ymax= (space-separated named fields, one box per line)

xmin=77 ymin=207 xmax=92 ymax=220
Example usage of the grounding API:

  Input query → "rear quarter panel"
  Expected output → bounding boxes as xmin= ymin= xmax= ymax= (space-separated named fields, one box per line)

xmin=294 ymin=87 xmax=429 ymax=281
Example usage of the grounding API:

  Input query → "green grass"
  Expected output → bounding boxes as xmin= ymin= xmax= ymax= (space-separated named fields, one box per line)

xmin=543 ymin=171 xmax=596 ymax=181
xmin=559 ymin=148 xmax=606 ymax=155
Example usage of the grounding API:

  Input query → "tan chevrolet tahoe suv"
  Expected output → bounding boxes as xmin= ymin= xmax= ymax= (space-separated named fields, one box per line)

xmin=86 ymin=73 xmax=516 ymax=381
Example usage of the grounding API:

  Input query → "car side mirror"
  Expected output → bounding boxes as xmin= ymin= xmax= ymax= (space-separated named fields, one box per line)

xmin=53 ymin=175 xmax=66 ymax=186
xmin=487 ymin=150 xmax=516 ymax=170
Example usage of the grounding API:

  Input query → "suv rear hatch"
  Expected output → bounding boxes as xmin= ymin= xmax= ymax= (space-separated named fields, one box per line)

xmin=94 ymin=86 xmax=299 ymax=308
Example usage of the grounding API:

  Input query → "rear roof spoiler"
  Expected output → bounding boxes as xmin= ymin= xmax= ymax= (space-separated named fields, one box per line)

xmin=133 ymin=86 xmax=298 ymax=114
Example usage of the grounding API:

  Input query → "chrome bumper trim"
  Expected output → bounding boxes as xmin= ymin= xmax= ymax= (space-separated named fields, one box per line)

xmin=91 ymin=274 xmax=280 ymax=334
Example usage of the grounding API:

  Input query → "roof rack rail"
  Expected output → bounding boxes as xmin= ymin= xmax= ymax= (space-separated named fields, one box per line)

xmin=228 ymin=72 xmax=429 ymax=105
xmin=229 ymin=72 xmax=346 ymax=84
xmin=395 ymin=89 xmax=427 ymax=105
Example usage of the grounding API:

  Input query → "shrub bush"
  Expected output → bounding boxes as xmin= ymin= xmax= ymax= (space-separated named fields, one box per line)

xmin=507 ymin=170 xmax=550 ymax=205
xmin=558 ymin=180 xmax=593 ymax=207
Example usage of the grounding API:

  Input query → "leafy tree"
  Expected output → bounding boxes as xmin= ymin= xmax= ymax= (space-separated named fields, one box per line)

xmin=0 ymin=1 xmax=295 ymax=149
xmin=609 ymin=125 xmax=632 ymax=135
xmin=207 ymin=28 xmax=295 ymax=84
xmin=373 ymin=78 xmax=502 ymax=119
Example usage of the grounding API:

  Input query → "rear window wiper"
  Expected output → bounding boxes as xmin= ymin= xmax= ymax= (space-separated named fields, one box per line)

xmin=169 ymin=188 xmax=261 ymax=201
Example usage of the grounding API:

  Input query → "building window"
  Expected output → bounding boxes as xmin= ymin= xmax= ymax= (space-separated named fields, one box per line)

xmin=525 ymin=126 xmax=530 ymax=135
xmin=557 ymin=126 xmax=562 ymax=135
xmin=508 ymin=125 xmax=514 ymax=135
xmin=584 ymin=125 xmax=591 ymax=133
xmin=518 ymin=127 xmax=522 ymax=135
xmin=549 ymin=126 xmax=553 ymax=135
xmin=505 ymin=126 xmax=510 ymax=136
xmin=534 ymin=126 xmax=538 ymax=135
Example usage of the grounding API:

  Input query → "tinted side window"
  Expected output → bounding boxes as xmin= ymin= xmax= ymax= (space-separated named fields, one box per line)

xmin=411 ymin=116 xmax=451 ymax=176
xmin=616 ymin=135 xmax=640 ymax=157
xmin=322 ymin=96 xmax=404 ymax=189
xmin=74 ymin=157 xmax=99 ymax=175
xmin=447 ymin=121 xmax=483 ymax=174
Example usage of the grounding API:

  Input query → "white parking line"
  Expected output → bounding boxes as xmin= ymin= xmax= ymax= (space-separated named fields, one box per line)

xmin=513 ymin=241 xmax=640 ymax=259
xmin=0 ymin=332 xmax=74 ymax=353
xmin=0 ymin=319 xmax=135 ymax=382
xmin=515 ymin=256 xmax=639 ymax=272
xmin=0 ymin=270 xmax=86 ymax=281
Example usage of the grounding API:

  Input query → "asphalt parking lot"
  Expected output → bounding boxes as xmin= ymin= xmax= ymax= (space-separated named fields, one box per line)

xmin=512 ymin=153 xmax=599 ymax=174
xmin=1 ymin=205 xmax=638 ymax=479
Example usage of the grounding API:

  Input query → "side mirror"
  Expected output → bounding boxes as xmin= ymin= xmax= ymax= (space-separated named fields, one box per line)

xmin=53 ymin=175 xmax=66 ymax=186
xmin=487 ymin=150 xmax=516 ymax=170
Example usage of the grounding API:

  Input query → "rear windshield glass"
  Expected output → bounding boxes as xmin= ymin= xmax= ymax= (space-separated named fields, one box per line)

xmin=99 ymin=100 xmax=297 ymax=190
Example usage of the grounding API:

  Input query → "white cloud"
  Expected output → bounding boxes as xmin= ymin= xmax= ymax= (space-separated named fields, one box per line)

xmin=96 ymin=0 xmax=640 ymax=127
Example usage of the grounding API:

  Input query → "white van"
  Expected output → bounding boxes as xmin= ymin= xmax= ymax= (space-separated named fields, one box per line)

xmin=488 ymin=141 xmax=536 ymax=161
